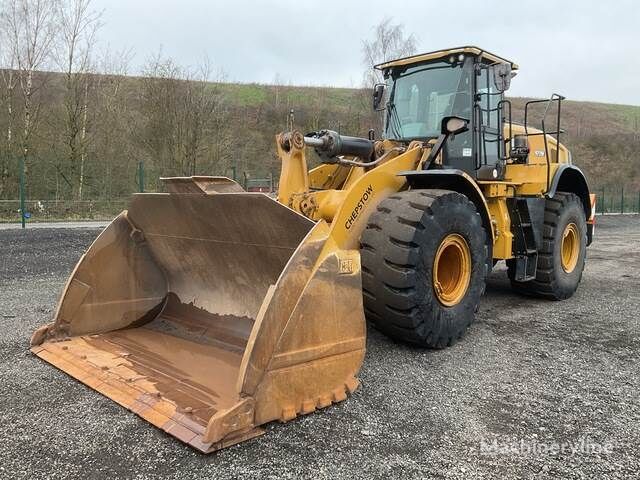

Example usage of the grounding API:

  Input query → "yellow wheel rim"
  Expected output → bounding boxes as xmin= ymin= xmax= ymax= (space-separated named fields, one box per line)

xmin=561 ymin=222 xmax=580 ymax=273
xmin=433 ymin=233 xmax=472 ymax=307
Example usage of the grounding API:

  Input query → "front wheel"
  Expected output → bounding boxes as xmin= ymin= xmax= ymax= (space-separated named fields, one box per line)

xmin=360 ymin=189 xmax=488 ymax=348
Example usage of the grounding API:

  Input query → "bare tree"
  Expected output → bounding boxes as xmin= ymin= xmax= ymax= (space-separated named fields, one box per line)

xmin=1 ymin=0 xmax=57 ymax=191
xmin=308 ymin=87 xmax=328 ymax=132
xmin=177 ymin=57 xmax=227 ymax=176
xmin=362 ymin=17 xmax=417 ymax=88
xmin=56 ymin=0 xmax=102 ymax=199
xmin=0 ymin=21 xmax=18 ymax=196
xmin=139 ymin=51 xmax=230 ymax=179
xmin=139 ymin=51 xmax=182 ymax=178
xmin=93 ymin=45 xmax=133 ymax=198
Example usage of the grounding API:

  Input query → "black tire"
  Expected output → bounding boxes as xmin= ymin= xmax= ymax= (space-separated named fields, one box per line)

xmin=360 ymin=189 xmax=488 ymax=348
xmin=508 ymin=192 xmax=586 ymax=300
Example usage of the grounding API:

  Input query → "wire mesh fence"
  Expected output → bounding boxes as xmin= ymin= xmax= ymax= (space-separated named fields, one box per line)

xmin=0 ymin=199 xmax=129 ymax=222
xmin=2 ymin=159 xmax=279 ymax=225
xmin=1 ymin=189 xmax=638 ymax=224
xmin=595 ymin=188 xmax=640 ymax=215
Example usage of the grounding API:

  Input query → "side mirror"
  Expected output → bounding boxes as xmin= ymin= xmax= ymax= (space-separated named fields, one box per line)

xmin=441 ymin=115 xmax=469 ymax=136
xmin=493 ymin=63 xmax=512 ymax=92
xmin=423 ymin=116 xmax=471 ymax=170
xmin=372 ymin=83 xmax=385 ymax=110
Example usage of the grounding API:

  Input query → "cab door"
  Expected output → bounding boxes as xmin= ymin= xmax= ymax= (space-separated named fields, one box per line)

xmin=442 ymin=58 xmax=475 ymax=173
xmin=474 ymin=63 xmax=505 ymax=175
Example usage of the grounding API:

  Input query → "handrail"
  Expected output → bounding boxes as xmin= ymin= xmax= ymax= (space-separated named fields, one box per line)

xmin=524 ymin=93 xmax=565 ymax=193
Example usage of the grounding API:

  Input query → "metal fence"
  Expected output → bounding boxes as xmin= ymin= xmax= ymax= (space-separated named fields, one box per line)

xmin=596 ymin=188 xmax=640 ymax=214
xmin=2 ymin=159 xmax=281 ymax=226
xmin=2 ymin=189 xmax=638 ymax=225
xmin=0 ymin=199 xmax=129 ymax=222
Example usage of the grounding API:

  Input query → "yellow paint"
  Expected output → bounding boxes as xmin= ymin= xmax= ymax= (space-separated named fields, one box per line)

xmin=308 ymin=163 xmax=350 ymax=190
xmin=449 ymin=170 xmax=495 ymax=239
xmin=486 ymin=198 xmax=513 ymax=259
xmin=433 ymin=234 xmax=472 ymax=306
xmin=478 ymin=182 xmax=513 ymax=198
xmin=312 ymin=189 xmax=348 ymax=222
xmin=561 ymin=222 xmax=580 ymax=273
xmin=326 ymin=146 xmax=422 ymax=250
xmin=276 ymin=95 xmax=574 ymax=263
xmin=504 ymin=124 xmax=569 ymax=197
xmin=376 ymin=46 xmax=518 ymax=70
xmin=276 ymin=133 xmax=309 ymax=207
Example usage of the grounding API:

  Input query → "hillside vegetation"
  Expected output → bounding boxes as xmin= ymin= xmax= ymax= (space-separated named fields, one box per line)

xmin=0 ymin=71 xmax=638 ymax=203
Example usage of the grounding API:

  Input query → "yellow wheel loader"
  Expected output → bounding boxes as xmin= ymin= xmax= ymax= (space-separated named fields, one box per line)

xmin=31 ymin=47 xmax=596 ymax=452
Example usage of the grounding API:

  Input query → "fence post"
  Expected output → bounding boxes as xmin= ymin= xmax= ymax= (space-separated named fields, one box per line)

xmin=19 ymin=158 xmax=26 ymax=229
xmin=621 ymin=187 xmax=624 ymax=214
xmin=637 ymin=190 xmax=640 ymax=214
xmin=137 ymin=161 xmax=145 ymax=193
xmin=601 ymin=188 xmax=605 ymax=214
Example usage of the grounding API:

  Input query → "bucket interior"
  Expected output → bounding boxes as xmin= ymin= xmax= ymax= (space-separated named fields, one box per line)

xmin=39 ymin=193 xmax=314 ymax=434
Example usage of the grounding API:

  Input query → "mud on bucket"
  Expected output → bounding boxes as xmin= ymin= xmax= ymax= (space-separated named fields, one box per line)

xmin=31 ymin=192 xmax=365 ymax=452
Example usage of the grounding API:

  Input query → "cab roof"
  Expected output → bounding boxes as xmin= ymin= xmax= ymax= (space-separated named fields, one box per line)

xmin=374 ymin=46 xmax=518 ymax=71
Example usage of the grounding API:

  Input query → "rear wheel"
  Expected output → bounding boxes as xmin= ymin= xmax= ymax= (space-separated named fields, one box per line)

xmin=508 ymin=192 xmax=586 ymax=299
xmin=360 ymin=189 xmax=488 ymax=348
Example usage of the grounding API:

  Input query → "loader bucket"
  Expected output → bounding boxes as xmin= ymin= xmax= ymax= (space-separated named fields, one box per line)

xmin=31 ymin=192 xmax=365 ymax=452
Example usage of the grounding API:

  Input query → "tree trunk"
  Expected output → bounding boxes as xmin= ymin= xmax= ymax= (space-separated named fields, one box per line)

xmin=78 ymin=80 xmax=89 ymax=200
xmin=22 ymin=69 xmax=33 ymax=192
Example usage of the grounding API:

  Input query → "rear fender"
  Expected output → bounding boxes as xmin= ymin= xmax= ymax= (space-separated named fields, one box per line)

xmin=548 ymin=164 xmax=593 ymax=245
xmin=548 ymin=164 xmax=590 ymax=218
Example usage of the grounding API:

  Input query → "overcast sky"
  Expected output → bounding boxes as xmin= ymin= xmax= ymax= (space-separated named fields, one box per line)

xmin=93 ymin=0 xmax=640 ymax=105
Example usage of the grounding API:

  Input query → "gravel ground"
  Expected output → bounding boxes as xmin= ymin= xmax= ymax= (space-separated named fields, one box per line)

xmin=0 ymin=216 xmax=638 ymax=479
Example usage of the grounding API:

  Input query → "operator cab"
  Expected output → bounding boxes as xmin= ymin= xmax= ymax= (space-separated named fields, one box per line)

xmin=375 ymin=46 xmax=517 ymax=180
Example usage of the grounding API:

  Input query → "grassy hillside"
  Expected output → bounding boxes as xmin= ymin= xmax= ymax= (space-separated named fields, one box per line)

xmin=174 ymin=84 xmax=640 ymax=192
xmin=509 ymin=97 xmax=640 ymax=193
xmin=0 ymin=71 xmax=638 ymax=210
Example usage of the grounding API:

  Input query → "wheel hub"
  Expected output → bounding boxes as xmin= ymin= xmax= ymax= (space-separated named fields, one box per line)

xmin=561 ymin=222 xmax=579 ymax=273
xmin=433 ymin=233 xmax=472 ymax=307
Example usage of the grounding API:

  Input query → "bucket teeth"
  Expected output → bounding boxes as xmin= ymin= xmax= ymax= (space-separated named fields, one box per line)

xmin=345 ymin=377 xmax=360 ymax=394
xmin=279 ymin=378 xmax=360 ymax=422
xmin=280 ymin=406 xmax=297 ymax=422
xmin=332 ymin=388 xmax=347 ymax=403
xmin=317 ymin=394 xmax=332 ymax=409
xmin=301 ymin=400 xmax=316 ymax=414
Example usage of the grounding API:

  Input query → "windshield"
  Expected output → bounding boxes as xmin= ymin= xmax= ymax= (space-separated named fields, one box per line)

xmin=384 ymin=61 xmax=472 ymax=141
